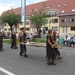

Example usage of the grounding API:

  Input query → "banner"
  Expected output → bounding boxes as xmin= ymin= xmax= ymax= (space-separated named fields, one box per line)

xmin=21 ymin=0 xmax=26 ymax=22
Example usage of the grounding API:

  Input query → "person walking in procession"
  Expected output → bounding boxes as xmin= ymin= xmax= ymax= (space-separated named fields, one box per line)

xmin=11 ymin=31 xmax=17 ymax=49
xmin=18 ymin=27 xmax=28 ymax=57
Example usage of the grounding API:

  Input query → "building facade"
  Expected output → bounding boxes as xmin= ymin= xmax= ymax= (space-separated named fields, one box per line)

xmin=2 ymin=0 xmax=75 ymax=34
xmin=59 ymin=14 xmax=75 ymax=35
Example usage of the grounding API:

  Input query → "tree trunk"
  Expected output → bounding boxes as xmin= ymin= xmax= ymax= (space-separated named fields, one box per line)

xmin=15 ymin=24 xmax=17 ymax=32
xmin=37 ymin=28 xmax=38 ymax=33
xmin=10 ymin=26 xmax=12 ymax=45
xmin=10 ymin=26 xmax=12 ymax=34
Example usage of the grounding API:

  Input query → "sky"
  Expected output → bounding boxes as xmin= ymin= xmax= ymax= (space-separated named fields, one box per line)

xmin=0 ymin=0 xmax=46 ymax=15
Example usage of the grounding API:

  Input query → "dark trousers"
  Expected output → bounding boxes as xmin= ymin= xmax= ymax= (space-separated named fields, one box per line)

xmin=64 ymin=41 xmax=69 ymax=46
xmin=71 ymin=42 xmax=75 ymax=45
xmin=11 ymin=40 xmax=17 ymax=48
xmin=0 ymin=41 xmax=3 ymax=49
xmin=20 ymin=44 xmax=26 ymax=55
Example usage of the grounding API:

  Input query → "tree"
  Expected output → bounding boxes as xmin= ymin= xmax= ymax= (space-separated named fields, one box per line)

xmin=49 ymin=19 xmax=52 ymax=29
xmin=0 ymin=10 xmax=21 ymax=33
xmin=29 ymin=6 xmax=48 ymax=32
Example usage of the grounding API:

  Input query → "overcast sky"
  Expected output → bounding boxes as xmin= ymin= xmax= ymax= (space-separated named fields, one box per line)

xmin=0 ymin=0 xmax=46 ymax=15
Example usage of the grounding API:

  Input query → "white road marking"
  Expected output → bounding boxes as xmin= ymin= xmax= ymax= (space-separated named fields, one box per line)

xmin=0 ymin=67 xmax=15 ymax=75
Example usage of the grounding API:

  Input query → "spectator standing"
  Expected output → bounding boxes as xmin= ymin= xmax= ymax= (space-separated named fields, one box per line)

xmin=37 ymin=28 xmax=41 ymax=42
xmin=68 ymin=37 xmax=73 ymax=47
xmin=71 ymin=35 xmax=75 ymax=47
xmin=0 ymin=31 xmax=3 ymax=51
xmin=64 ymin=35 xmax=69 ymax=45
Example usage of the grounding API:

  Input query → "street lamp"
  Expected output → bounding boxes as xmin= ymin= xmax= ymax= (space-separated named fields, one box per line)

xmin=21 ymin=0 xmax=26 ymax=28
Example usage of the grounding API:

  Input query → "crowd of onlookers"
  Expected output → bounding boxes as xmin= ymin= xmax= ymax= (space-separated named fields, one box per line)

xmin=55 ymin=34 xmax=75 ymax=48
xmin=26 ymin=33 xmax=75 ymax=48
xmin=1 ymin=32 xmax=11 ymax=39
xmin=63 ymin=34 xmax=75 ymax=47
xmin=0 ymin=31 xmax=37 ymax=40
xmin=0 ymin=29 xmax=75 ymax=48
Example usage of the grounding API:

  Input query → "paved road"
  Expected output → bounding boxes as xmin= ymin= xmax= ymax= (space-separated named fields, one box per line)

xmin=0 ymin=43 xmax=75 ymax=75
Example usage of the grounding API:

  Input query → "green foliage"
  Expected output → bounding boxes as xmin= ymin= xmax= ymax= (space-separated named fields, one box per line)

xmin=30 ymin=38 xmax=46 ymax=43
xmin=0 ymin=10 xmax=21 ymax=33
xmin=29 ymin=6 xmax=48 ymax=31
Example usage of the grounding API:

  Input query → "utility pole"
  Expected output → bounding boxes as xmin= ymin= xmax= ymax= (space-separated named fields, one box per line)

xmin=21 ymin=0 xmax=26 ymax=28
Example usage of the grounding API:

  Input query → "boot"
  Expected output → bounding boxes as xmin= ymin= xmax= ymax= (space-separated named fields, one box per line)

xmin=24 ymin=54 xmax=28 ymax=58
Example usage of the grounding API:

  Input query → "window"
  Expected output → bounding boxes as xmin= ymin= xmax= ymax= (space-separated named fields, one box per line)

xmin=29 ymin=10 xmax=32 ymax=12
xmin=43 ymin=27 xmax=48 ymax=31
xmin=52 ymin=19 xmax=58 ymax=23
xmin=58 ymin=4 xmax=61 ymax=7
xmin=63 ymin=27 xmax=67 ymax=33
xmin=61 ymin=18 xmax=66 ymax=22
xmin=71 ymin=27 xmax=75 ymax=31
xmin=72 ymin=9 xmax=75 ymax=12
xmin=4 ymin=29 xmax=7 ymax=31
xmin=64 ymin=4 xmax=67 ymax=6
xmin=52 ymin=27 xmax=58 ymax=31
xmin=26 ymin=16 xmax=29 ymax=19
xmin=26 ymin=28 xmax=30 ymax=31
xmin=5 ymin=24 xmax=6 ymax=26
xmin=47 ymin=6 xmax=50 ymax=9
xmin=8 ymin=28 xmax=13 ymax=31
xmin=26 ymin=21 xmax=30 ymax=25
xmin=61 ymin=10 xmax=65 ymax=13
xmin=45 ymin=11 xmax=51 ymax=16
xmin=56 ymin=12 xmax=59 ymax=14
xmin=52 ymin=11 xmax=58 ymax=16
xmin=69 ymin=17 xmax=74 ymax=22
xmin=35 ymin=9 xmax=37 ymax=11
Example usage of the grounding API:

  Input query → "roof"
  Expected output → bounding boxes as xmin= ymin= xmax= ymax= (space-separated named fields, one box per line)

xmin=1 ymin=0 xmax=75 ymax=16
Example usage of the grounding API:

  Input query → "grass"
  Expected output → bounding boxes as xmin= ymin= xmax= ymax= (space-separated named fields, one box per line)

xmin=3 ymin=39 xmax=18 ymax=44
xmin=3 ymin=39 xmax=11 ymax=44
xmin=3 ymin=38 xmax=46 ymax=44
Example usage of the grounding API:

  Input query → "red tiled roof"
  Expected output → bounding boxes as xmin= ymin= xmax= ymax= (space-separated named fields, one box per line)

xmin=2 ymin=0 xmax=75 ymax=16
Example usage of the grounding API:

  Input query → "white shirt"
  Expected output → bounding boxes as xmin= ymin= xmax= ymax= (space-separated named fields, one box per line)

xmin=64 ymin=36 xmax=70 ymax=41
xmin=16 ymin=33 xmax=18 ymax=39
